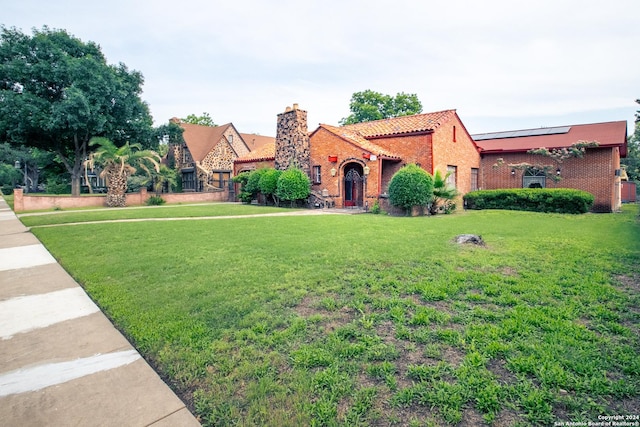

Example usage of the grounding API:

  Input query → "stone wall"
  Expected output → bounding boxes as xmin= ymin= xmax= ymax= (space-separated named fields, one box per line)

xmin=275 ymin=104 xmax=310 ymax=173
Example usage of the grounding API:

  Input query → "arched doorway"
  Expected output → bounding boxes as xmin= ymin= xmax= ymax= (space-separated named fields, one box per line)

xmin=343 ymin=163 xmax=364 ymax=207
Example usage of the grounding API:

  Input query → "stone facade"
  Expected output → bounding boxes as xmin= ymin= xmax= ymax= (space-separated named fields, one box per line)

xmin=275 ymin=105 xmax=310 ymax=174
xmin=169 ymin=122 xmax=252 ymax=192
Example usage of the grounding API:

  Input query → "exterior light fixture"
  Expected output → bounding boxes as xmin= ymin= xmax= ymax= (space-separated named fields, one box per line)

xmin=511 ymin=169 xmax=516 ymax=176
xmin=330 ymin=167 xmax=337 ymax=177
xmin=363 ymin=166 xmax=370 ymax=176
xmin=556 ymin=168 xmax=561 ymax=176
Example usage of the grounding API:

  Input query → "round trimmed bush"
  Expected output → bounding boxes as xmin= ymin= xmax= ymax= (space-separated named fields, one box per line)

xmin=276 ymin=167 xmax=310 ymax=206
xmin=388 ymin=164 xmax=434 ymax=215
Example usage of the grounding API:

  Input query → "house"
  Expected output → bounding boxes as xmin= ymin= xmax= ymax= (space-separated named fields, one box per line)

xmin=233 ymin=105 xmax=628 ymax=213
xmin=169 ymin=118 xmax=274 ymax=192
xmin=472 ymin=121 xmax=628 ymax=212
xmin=235 ymin=104 xmax=481 ymax=211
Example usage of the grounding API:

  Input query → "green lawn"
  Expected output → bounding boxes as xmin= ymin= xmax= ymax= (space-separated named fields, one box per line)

xmin=29 ymin=205 xmax=640 ymax=426
xmin=19 ymin=203 xmax=294 ymax=226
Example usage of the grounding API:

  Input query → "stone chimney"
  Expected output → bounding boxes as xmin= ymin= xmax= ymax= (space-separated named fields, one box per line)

xmin=275 ymin=104 xmax=310 ymax=173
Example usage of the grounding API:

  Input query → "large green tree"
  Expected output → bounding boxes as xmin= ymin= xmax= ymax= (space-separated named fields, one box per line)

xmin=340 ymin=90 xmax=423 ymax=125
xmin=621 ymin=99 xmax=640 ymax=181
xmin=182 ymin=112 xmax=216 ymax=127
xmin=0 ymin=26 xmax=153 ymax=195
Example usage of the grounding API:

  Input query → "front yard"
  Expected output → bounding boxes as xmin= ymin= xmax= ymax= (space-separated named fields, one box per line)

xmin=27 ymin=205 xmax=640 ymax=426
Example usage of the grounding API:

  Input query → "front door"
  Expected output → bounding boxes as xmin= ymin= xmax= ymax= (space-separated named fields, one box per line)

xmin=344 ymin=165 xmax=363 ymax=207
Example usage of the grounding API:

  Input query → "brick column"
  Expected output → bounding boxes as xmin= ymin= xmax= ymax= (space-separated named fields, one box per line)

xmin=13 ymin=188 xmax=24 ymax=212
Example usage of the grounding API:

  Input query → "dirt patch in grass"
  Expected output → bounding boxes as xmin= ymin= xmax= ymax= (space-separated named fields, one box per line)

xmin=458 ymin=407 xmax=486 ymax=426
xmin=487 ymin=358 xmax=518 ymax=386
xmin=606 ymin=395 xmax=640 ymax=415
xmin=615 ymin=273 xmax=640 ymax=293
xmin=492 ymin=408 xmax=522 ymax=427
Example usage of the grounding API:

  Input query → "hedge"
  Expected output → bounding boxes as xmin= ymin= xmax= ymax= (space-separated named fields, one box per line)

xmin=463 ymin=188 xmax=594 ymax=214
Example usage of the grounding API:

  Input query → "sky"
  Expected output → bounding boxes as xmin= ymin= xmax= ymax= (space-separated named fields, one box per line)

xmin=4 ymin=0 xmax=640 ymax=138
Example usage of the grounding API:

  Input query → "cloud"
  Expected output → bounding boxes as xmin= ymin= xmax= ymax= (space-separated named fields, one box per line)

xmin=4 ymin=0 xmax=640 ymax=135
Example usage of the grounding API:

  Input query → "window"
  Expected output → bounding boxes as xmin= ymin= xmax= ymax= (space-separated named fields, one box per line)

xmin=312 ymin=165 xmax=321 ymax=184
xmin=446 ymin=165 xmax=457 ymax=189
xmin=453 ymin=125 xmax=457 ymax=143
xmin=523 ymin=168 xmax=546 ymax=188
xmin=210 ymin=171 xmax=231 ymax=189
xmin=470 ymin=168 xmax=479 ymax=191
xmin=182 ymin=170 xmax=195 ymax=190
xmin=228 ymin=135 xmax=233 ymax=144
xmin=182 ymin=147 xmax=193 ymax=164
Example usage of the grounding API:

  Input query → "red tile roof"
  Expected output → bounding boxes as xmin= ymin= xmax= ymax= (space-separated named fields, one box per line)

xmin=240 ymin=133 xmax=275 ymax=151
xmin=235 ymin=141 xmax=275 ymax=163
xmin=341 ymin=109 xmax=457 ymax=138
xmin=473 ymin=121 xmax=628 ymax=156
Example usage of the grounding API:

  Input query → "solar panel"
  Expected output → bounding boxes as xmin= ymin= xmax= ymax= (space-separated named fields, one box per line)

xmin=472 ymin=126 xmax=571 ymax=141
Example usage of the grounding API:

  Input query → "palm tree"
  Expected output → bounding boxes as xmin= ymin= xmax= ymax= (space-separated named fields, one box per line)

xmin=87 ymin=137 xmax=160 ymax=207
xmin=428 ymin=170 xmax=458 ymax=215
xmin=146 ymin=164 xmax=178 ymax=196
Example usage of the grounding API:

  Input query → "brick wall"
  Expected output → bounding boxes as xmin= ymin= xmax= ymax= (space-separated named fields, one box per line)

xmin=431 ymin=115 xmax=481 ymax=198
xmin=480 ymin=147 xmax=621 ymax=212
xmin=275 ymin=105 xmax=310 ymax=173
xmin=309 ymin=127 xmax=380 ymax=208
xmin=12 ymin=188 xmax=229 ymax=212
xmin=307 ymin=114 xmax=482 ymax=210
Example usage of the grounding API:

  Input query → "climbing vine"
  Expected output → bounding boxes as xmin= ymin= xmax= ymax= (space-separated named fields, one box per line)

xmin=492 ymin=140 xmax=599 ymax=183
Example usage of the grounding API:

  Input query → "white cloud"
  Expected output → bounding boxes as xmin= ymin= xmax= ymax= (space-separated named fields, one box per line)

xmin=4 ymin=0 xmax=639 ymax=135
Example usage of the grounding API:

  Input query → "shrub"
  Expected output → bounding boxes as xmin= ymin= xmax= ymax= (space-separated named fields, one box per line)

xmin=276 ymin=167 xmax=310 ymax=207
xmin=46 ymin=177 xmax=70 ymax=194
xmin=370 ymin=199 xmax=382 ymax=214
xmin=232 ymin=172 xmax=252 ymax=203
xmin=388 ymin=164 xmax=434 ymax=215
xmin=245 ymin=169 xmax=268 ymax=201
xmin=463 ymin=188 xmax=594 ymax=214
xmin=1 ymin=184 xmax=14 ymax=195
xmin=145 ymin=195 xmax=166 ymax=206
xmin=258 ymin=168 xmax=282 ymax=205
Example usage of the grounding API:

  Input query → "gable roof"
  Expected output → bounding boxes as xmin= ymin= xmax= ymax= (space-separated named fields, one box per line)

xmin=341 ymin=109 xmax=457 ymax=138
xmin=309 ymin=109 xmax=460 ymax=160
xmin=235 ymin=141 xmax=275 ymax=163
xmin=178 ymin=121 xmax=235 ymax=162
xmin=472 ymin=121 xmax=628 ymax=156
xmin=314 ymin=124 xmax=402 ymax=159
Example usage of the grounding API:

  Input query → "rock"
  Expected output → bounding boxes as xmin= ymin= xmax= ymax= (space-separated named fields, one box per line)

xmin=454 ymin=234 xmax=485 ymax=246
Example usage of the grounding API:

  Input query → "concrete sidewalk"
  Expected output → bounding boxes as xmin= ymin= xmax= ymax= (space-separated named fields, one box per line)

xmin=0 ymin=197 xmax=200 ymax=426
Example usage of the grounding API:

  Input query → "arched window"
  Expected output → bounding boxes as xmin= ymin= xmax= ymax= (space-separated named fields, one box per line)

xmin=523 ymin=168 xmax=546 ymax=188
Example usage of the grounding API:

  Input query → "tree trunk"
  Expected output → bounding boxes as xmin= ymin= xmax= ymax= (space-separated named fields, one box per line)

xmin=71 ymin=174 xmax=82 ymax=196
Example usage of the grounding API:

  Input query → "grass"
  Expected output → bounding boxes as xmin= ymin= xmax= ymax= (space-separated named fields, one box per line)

xmin=18 ymin=203 xmax=294 ymax=226
xmin=27 ymin=204 xmax=640 ymax=426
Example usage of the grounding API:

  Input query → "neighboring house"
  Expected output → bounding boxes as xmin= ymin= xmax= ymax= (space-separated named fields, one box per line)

xmin=473 ymin=121 xmax=628 ymax=212
xmin=234 ymin=105 xmax=480 ymax=210
xmin=169 ymin=119 xmax=257 ymax=192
